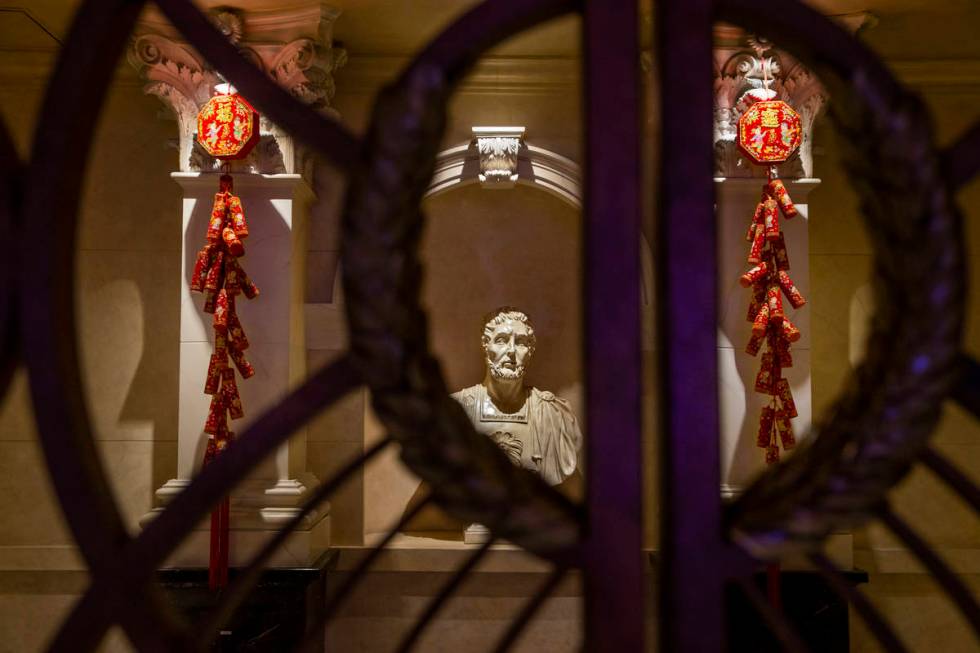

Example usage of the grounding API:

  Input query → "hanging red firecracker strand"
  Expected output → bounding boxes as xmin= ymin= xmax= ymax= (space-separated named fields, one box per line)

xmin=193 ymin=84 xmax=261 ymax=589
xmin=736 ymin=78 xmax=805 ymax=467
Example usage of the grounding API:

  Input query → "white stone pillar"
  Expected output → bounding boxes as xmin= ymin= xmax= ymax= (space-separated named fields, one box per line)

xmin=146 ymin=173 xmax=327 ymax=567
xmin=130 ymin=3 xmax=344 ymax=567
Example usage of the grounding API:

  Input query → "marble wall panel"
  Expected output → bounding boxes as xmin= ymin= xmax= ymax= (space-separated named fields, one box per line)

xmin=807 ymin=118 xmax=871 ymax=257
xmin=306 ymin=350 xmax=364 ymax=444
xmin=326 ymin=571 xmax=583 ymax=653
xmin=808 ymin=253 xmax=872 ymax=418
xmin=0 ymin=370 xmax=37 ymax=442
xmin=77 ymin=250 xmax=179 ymax=443
xmin=851 ymin=573 xmax=980 ymax=653
xmin=307 ymin=439 xmax=364 ymax=546
xmin=0 ymin=441 xmax=73 ymax=548
xmin=78 ymin=85 xmax=180 ymax=253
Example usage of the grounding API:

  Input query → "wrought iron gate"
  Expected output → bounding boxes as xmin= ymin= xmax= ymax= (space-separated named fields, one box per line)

xmin=0 ymin=0 xmax=977 ymax=650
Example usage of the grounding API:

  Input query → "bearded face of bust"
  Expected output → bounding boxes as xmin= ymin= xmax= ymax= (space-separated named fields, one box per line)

xmin=482 ymin=313 xmax=535 ymax=381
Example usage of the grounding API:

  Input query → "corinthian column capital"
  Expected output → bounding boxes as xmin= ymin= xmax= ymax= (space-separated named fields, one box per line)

xmin=709 ymin=16 xmax=871 ymax=178
xmin=128 ymin=3 xmax=345 ymax=175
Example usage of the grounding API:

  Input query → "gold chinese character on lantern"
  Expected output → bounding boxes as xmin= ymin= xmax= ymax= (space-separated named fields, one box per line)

xmin=196 ymin=92 xmax=260 ymax=160
xmin=737 ymin=100 xmax=802 ymax=165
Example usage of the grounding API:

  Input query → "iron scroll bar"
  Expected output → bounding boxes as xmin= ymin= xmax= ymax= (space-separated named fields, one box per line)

xmin=582 ymin=0 xmax=645 ymax=650
xmin=656 ymin=0 xmax=730 ymax=651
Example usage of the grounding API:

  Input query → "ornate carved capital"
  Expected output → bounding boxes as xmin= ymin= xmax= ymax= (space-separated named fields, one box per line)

xmin=473 ymin=126 xmax=525 ymax=188
xmin=710 ymin=16 xmax=871 ymax=178
xmin=128 ymin=3 xmax=345 ymax=174
xmin=713 ymin=45 xmax=825 ymax=178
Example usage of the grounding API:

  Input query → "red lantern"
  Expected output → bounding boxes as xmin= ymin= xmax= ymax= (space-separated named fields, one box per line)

xmin=737 ymin=99 xmax=802 ymax=165
xmin=196 ymin=92 xmax=260 ymax=160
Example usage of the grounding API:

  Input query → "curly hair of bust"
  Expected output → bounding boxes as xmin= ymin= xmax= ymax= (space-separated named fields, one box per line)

xmin=481 ymin=307 xmax=537 ymax=354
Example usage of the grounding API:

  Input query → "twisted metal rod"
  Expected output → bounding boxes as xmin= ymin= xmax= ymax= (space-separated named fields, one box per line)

xmin=16 ymin=0 xmax=178 ymax=649
xmin=878 ymin=506 xmax=980 ymax=644
xmin=0 ymin=112 xmax=19 ymax=400
xmin=733 ymin=575 xmax=812 ymax=653
xmin=50 ymin=355 xmax=361 ymax=650
xmin=809 ymin=552 xmax=909 ymax=653
xmin=492 ymin=566 xmax=570 ymax=653
xmin=395 ymin=537 xmax=497 ymax=652
xmin=154 ymin=0 xmax=361 ymax=170
xmin=920 ymin=446 xmax=980 ymax=515
xmin=198 ymin=436 xmax=395 ymax=646
xmin=413 ymin=0 xmax=577 ymax=85
xmin=297 ymin=493 xmax=436 ymax=653
xmin=950 ymin=354 xmax=980 ymax=420
xmin=135 ymin=355 xmax=361 ymax=572
xmin=943 ymin=121 xmax=980 ymax=190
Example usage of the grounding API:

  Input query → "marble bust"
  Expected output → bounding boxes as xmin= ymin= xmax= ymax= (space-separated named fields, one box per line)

xmin=451 ymin=307 xmax=581 ymax=486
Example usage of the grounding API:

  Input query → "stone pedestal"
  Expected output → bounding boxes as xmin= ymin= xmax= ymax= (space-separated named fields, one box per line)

xmin=143 ymin=172 xmax=328 ymax=568
xmin=157 ymin=550 xmax=336 ymax=651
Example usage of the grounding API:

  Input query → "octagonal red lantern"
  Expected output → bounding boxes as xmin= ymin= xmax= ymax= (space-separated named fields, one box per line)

xmin=196 ymin=93 xmax=260 ymax=160
xmin=737 ymin=99 xmax=802 ymax=165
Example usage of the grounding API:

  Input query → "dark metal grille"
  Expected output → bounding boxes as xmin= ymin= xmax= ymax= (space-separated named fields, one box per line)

xmin=0 ymin=0 xmax=977 ymax=650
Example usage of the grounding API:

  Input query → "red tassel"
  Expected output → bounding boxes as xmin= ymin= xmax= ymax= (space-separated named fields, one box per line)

xmin=199 ymin=174 xmax=257 ymax=592
xmin=772 ymin=233 xmax=791 ymax=271
xmin=229 ymin=346 xmax=255 ymax=379
xmin=204 ymin=352 xmax=225 ymax=394
xmin=222 ymin=226 xmax=245 ymax=257
xmin=190 ymin=245 xmax=213 ymax=292
xmin=748 ymin=224 xmax=766 ymax=264
xmin=204 ymin=252 xmax=225 ymax=293
xmin=228 ymin=195 xmax=248 ymax=239
xmin=765 ymin=445 xmax=780 ymax=465
xmin=227 ymin=311 xmax=249 ymax=351
xmin=768 ymin=178 xmax=798 ymax=218
xmin=776 ymin=409 xmax=796 ymax=449
xmin=221 ymin=368 xmax=244 ymax=419
xmin=208 ymin=193 xmax=228 ymax=243
xmin=755 ymin=352 xmax=775 ymax=394
xmin=781 ymin=318 xmax=801 ymax=343
xmin=204 ymin=394 xmax=227 ymax=435
xmin=776 ymin=378 xmax=798 ymax=418
xmin=778 ymin=270 xmax=806 ymax=308
xmin=213 ymin=290 xmax=230 ymax=335
xmin=763 ymin=198 xmax=780 ymax=241
xmin=740 ymin=262 xmax=769 ymax=287
xmin=767 ymin=285 xmax=784 ymax=324
xmin=757 ymin=407 xmax=775 ymax=448
xmin=752 ymin=302 xmax=770 ymax=338
xmin=745 ymin=333 xmax=765 ymax=356
xmin=236 ymin=261 xmax=259 ymax=299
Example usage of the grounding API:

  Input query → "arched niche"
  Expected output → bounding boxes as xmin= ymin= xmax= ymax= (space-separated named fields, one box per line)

xmin=359 ymin=142 xmax=657 ymax=541
xmin=423 ymin=140 xmax=655 ymax=348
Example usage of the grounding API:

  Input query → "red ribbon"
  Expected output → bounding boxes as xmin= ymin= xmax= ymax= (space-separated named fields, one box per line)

xmin=742 ymin=178 xmax=805 ymax=465
xmin=191 ymin=174 xmax=259 ymax=589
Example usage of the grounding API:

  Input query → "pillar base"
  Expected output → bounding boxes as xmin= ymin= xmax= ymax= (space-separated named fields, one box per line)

xmin=142 ymin=475 xmax=331 ymax=568
xmin=463 ymin=524 xmax=491 ymax=545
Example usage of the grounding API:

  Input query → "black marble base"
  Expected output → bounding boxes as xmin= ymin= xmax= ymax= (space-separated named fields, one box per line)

xmin=156 ymin=550 xmax=337 ymax=652
xmin=726 ymin=568 xmax=869 ymax=652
